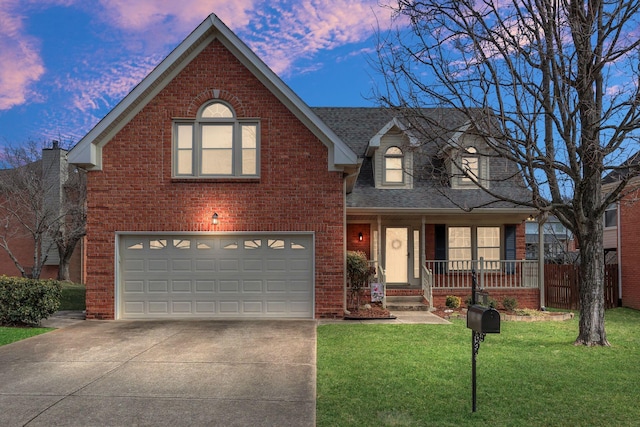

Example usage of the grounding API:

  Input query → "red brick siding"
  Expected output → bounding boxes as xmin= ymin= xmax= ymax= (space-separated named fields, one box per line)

xmin=84 ymin=40 xmax=345 ymax=319
xmin=619 ymin=187 xmax=640 ymax=310
xmin=432 ymin=288 xmax=539 ymax=310
xmin=346 ymin=224 xmax=371 ymax=259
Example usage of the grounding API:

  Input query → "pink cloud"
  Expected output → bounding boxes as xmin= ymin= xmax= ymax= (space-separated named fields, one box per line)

xmin=0 ymin=2 xmax=45 ymax=110
xmin=96 ymin=0 xmax=395 ymax=75
xmin=97 ymin=0 xmax=257 ymax=34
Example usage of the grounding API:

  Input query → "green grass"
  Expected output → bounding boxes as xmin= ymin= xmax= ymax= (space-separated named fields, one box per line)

xmin=0 ymin=327 xmax=52 ymax=346
xmin=317 ymin=308 xmax=640 ymax=427
xmin=59 ymin=282 xmax=85 ymax=311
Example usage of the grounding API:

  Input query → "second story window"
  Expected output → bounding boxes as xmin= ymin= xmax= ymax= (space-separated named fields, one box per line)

xmin=604 ymin=203 xmax=617 ymax=228
xmin=174 ymin=101 xmax=259 ymax=178
xmin=461 ymin=147 xmax=479 ymax=182
xmin=384 ymin=146 xmax=404 ymax=184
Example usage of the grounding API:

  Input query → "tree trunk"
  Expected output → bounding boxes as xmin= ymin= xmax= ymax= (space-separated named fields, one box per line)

xmin=575 ymin=215 xmax=609 ymax=346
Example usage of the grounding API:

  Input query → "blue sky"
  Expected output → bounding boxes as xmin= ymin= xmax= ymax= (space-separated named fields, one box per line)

xmin=0 ymin=1 xmax=397 ymax=147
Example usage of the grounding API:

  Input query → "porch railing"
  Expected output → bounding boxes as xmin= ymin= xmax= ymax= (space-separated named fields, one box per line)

xmin=422 ymin=265 xmax=433 ymax=310
xmin=425 ymin=259 xmax=539 ymax=289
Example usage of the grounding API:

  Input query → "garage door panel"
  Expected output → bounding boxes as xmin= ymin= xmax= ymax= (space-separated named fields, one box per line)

xmin=218 ymin=259 xmax=240 ymax=272
xmin=171 ymin=259 xmax=192 ymax=271
xmin=148 ymin=259 xmax=169 ymax=272
xmin=171 ymin=280 xmax=192 ymax=292
xmin=195 ymin=280 xmax=215 ymax=292
xmin=195 ymin=301 xmax=216 ymax=313
xmin=266 ymin=259 xmax=286 ymax=271
xmin=148 ymin=280 xmax=169 ymax=292
xmin=123 ymin=280 xmax=144 ymax=293
xmin=219 ymin=301 xmax=240 ymax=313
xmin=266 ymin=280 xmax=286 ymax=292
xmin=219 ymin=280 xmax=240 ymax=292
xmin=242 ymin=258 xmax=263 ymax=271
xmin=290 ymin=280 xmax=311 ymax=292
xmin=124 ymin=301 xmax=145 ymax=314
xmin=194 ymin=259 xmax=215 ymax=271
xmin=243 ymin=301 xmax=263 ymax=313
xmin=242 ymin=280 xmax=263 ymax=292
xmin=148 ymin=301 xmax=169 ymax=313
xmin=123 ymin=259 xmax=144 ymax=272
xmin=290 ymin=258 xmax=311 ymax=271
xmin=172 ymin=301 xmax=192 ymax=313
xmin=119 ymin=234 xmax=313 ymax=319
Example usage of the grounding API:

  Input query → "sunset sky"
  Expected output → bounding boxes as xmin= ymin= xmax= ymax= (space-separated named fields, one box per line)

xmin=0 ymin=0 xmax=397 ymax=147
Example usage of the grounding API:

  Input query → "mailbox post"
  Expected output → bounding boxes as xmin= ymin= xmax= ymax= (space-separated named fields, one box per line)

xmin=468 ymin=270 xmax=500 ymax=412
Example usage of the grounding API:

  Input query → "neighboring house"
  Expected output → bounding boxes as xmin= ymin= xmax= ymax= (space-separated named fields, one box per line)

xmin=69 ymin=15 xmax=536 ymax=320
xmin=0 ymin=144 xmax=83 ymax=282
xmin=602 ymin=151 xmax=640 ymax=310
xmin=525 ymin=216 xmax=576 ymax=263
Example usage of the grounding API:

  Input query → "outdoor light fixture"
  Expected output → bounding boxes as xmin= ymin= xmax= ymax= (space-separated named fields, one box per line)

xmin=212 ymin=213 xmax=219 ymax=225
xmin=358 ymin=232 xmax=363 ymax=241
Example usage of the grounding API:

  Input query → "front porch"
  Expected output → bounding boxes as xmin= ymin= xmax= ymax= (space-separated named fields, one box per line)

xmin=361 ymin=259 xmax=541 ymax=311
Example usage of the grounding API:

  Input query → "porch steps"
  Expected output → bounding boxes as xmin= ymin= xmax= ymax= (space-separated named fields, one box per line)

xmin=386 ymin=295 xmax=431 ymax=311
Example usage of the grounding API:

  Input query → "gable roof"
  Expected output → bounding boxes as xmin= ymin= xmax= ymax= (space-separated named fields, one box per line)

xmin=68 ymin=14 xmax=357 ymax=172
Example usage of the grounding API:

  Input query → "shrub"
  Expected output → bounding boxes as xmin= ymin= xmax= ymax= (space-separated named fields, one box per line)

xmin=346 ymin=251 xmax=375 ymax=310
xmin=0 ymin=276 xmax=62 ymax=326
xmin=465 ymin=294 xmax=497 ymax=308
xmin=502 ymin=297 xmax=518 ymax=312
xmin=445 ymin=295 xmax=461 ymax=308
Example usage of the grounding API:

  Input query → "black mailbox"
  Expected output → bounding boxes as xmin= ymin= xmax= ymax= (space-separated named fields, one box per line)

xmin=467 ymin=305 xmax=500 ymax=334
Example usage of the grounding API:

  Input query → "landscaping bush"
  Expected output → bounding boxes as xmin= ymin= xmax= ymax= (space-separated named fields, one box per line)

xmin=0 ymin=276 xmax=62 ymax=326
xmin=445 ymin=295 xmax=461 ymax=308
xmin=503 ymin=297 xmax=518 ymax=311
xmin=346 ymin=251 xmax=375 ymax=310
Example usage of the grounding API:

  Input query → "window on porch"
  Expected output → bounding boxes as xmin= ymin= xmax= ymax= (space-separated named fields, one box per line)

xmin=447 ymin=226 xmax=501 ymax=270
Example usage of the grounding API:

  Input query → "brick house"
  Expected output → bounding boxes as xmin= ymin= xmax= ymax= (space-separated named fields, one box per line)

xmin=69 ymin=15 xmax=536 ymax=320
xmin=603 ymin=152 xmax=640 ymax=310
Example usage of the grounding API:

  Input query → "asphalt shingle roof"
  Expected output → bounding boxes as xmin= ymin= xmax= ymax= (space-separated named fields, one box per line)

xmin=312 ymin=107 xmax=532 ymax=211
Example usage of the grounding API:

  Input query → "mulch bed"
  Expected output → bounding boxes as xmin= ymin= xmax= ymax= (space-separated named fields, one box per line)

xmin=344 ymin=303 xmax=396 ymax=320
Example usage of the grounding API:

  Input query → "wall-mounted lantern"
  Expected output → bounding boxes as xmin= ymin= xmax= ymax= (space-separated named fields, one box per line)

xmin=358 ymin=232 xmax=363 ymax=241
xmin=212 ymin=213 xmax=219 ymax=225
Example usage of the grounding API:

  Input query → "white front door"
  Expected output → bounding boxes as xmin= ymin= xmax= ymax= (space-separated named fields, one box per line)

xmin=385 ymin=227 xmax=408 ymax=284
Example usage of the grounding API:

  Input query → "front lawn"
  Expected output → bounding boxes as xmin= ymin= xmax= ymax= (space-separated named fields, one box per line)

xmin=317 ymin=308 xmax=640 ymax=427
xmin=0 ymin=327 xmax=52 ymax=346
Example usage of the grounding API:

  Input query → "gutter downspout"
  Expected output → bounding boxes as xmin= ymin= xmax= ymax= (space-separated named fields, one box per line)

xmin=617 ymin=201 xmax=622 ymax=306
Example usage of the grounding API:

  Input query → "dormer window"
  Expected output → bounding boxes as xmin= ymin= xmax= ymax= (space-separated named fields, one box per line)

xmin=447 ymin=145 xmax=489 ymax=189
xmin=173 ymin=101 xmax=259 ymax=178
xmin=461 ymin=147 xmax=479 ymax=183
xmin=384 ymin=146 xmax=404 ymax=184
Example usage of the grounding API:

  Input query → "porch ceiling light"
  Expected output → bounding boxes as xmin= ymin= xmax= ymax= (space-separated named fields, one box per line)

xmin=212 ymin=212 xmax=219 ymax=225
xmin=358 ymin=232 xmax=363 ymax=241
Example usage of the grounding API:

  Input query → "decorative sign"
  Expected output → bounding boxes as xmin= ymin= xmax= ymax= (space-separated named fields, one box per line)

xmin=370 ymin=283 xmax=383 ymax=302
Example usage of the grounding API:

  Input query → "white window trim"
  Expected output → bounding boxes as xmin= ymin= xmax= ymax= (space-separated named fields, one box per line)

xmin=383 ymin=146 xmax=405 ymax=185
xmin=447 ymin=225 xmax=501 ymax=270
xmin=449 ymin=146 xmax=490 ymax=189
xmin=173 ymin=101 xmax=260 ymax=178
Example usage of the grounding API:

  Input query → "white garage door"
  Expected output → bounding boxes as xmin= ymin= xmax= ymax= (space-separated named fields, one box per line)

xmin=118 ymin=234 xmax=314 ymax=319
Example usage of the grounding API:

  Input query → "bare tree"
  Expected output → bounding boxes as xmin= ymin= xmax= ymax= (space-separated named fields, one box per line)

xmin=0 ymin=141 xmax=86 ymax=280
xmin=375 ymin=0 xmax=640 ymax=346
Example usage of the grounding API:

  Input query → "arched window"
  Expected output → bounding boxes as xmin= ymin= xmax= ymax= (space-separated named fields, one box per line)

xmin=174 ymin=101 xmax=259 ymax=177
xmin=384 ymin=146 xmax=404 ymax=184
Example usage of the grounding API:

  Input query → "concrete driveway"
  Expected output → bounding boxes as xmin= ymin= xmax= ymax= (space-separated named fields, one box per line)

xmin=0 ymin=319 xmax=316 ymax=427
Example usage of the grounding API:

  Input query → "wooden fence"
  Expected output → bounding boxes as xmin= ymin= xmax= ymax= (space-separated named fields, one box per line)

xmin=544 ymin=264 xmax=619 ymax=309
